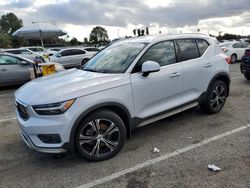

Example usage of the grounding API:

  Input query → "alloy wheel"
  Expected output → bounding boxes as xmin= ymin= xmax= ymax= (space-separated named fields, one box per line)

xmin=78 ymin=119 xmax=120 ymax=157
xmin=210 ymin=84 xmax=226 ymax=111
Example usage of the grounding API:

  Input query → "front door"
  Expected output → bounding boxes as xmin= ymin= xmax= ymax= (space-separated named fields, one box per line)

xmin=130 ymin=40 xmax=183 ymax=120
xmin=0 ymin=55 xmax=31 ymax=86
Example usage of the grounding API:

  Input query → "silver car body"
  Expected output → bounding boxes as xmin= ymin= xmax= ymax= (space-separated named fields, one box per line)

xmin=0 ymin=53 xmax=64 ymax=87
xmin=15 ymin=34 xmax=229 ymax=153
xmin=50 ymin=48 xmax=96 ymax=68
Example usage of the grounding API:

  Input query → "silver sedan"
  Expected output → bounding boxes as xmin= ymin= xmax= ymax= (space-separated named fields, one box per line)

xmin=0 ymin=53 xmax=64 ymax=87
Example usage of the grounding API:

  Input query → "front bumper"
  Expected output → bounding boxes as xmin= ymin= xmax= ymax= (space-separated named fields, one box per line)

xmin=20 ymin=130 xmax=66 ymax=153
xmin=15 ymin=100 xmax=76 ymax=154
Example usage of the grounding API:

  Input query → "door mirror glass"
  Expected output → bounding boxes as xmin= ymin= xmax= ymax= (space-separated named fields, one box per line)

xmin=141 ymin=61 xmax=160 ymax=76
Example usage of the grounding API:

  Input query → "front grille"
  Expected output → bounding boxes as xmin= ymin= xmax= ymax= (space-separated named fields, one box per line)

xmin=16 ymin=101 xmax=29 ymax=120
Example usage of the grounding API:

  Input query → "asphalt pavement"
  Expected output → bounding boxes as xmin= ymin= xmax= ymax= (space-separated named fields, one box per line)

xmin=0 ymin=63 xmax=249 ymax=188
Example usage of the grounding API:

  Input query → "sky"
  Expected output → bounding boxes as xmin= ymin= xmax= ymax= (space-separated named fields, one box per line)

xmin=0 ymin=0 xmax=250 ymax=41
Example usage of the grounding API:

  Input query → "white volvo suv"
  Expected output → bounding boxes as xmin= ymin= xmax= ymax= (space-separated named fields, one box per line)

xmin=15 ymin=34 xmax=230 ymax=161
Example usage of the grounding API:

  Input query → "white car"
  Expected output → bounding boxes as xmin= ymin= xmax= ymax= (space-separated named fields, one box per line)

xmin=20 ymin=46 xmax=53 ymax=56
xmin=50 ymin=48 xmax=96 ymax=68
xmin=219 ymin=41 xmax=250 ymax=63
xmin=15 ymin=34 xmax=230 ymax=161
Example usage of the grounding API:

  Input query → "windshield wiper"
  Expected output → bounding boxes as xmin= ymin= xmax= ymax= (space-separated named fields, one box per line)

xmin=82 ymin=68 xmax=99 ymax=72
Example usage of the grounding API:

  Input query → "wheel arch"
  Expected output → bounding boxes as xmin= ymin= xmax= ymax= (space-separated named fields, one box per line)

xmin=208 ymin=72 xmax=230 ymax=96
xmin=199 ymin=72 xmax=230 ymax=104
xmin=65 ymin=102 xmax=133 ymax=152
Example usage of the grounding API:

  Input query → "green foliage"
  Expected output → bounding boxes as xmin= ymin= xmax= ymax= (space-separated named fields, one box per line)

xmin=217 ymin=33 xmax=247 ymax=40
xmin=89 ymin=26 xmax=109 ymax=45
xmin=0 ymin=32 xmax=11 ymax=48
xmin=0 ymin=12 xmax=23 ymax=47
xmin=0 ymin=12 xmax=23 ymax=34
xmin=70 ymin=37 xmax=82 ymax=46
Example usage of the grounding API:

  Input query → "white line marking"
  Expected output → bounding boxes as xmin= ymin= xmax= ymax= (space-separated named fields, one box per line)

xmin=0 ymin=117 xmax=16 ymax=122
xmin=77 ymin=124 xmax=250 ymax=188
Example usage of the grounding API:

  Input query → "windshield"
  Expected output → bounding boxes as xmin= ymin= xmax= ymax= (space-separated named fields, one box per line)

xmin=83 ymin=42 xmax=147 ymax=73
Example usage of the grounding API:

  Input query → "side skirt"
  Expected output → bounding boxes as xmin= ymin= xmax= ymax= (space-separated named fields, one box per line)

xmin=135 ymin=101 xmax=199 ymax=128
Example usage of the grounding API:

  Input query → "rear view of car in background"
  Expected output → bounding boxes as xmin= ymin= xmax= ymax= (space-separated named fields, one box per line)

xmin=219 ymin=41 xmax=250 ymax=63
xmin=50 ymin=48 xmax=96 ymax=68
xmin=240 ymin=48 xmax=250 ymax=80
xmin=0 ymin=53 xmax=64 ymax=87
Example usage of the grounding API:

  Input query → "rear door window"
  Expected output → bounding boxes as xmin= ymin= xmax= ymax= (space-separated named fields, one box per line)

xmin=176 ymin=39 xmax=200 ymax=61
xmin=61 ymin=50 xmax=73 ymax=56
xmin=196 ymin=39 xmax=209 ymax=56
xmin=71 ymin=49 xmax=86 ymax=55
xmin=232 ymin=42 xmax=241 ymax=48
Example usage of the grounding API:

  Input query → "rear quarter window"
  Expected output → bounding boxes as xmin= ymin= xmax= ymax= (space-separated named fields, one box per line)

xmin=177 ymin=39 xmax=199 ymax=61
xmin=196 ymin=39 xmax=209 ymax=56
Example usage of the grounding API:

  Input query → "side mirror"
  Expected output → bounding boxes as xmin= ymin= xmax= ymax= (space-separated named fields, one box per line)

xmin=141 ymin=61 xmax=160 ymax=77
xmin=21 ymin=61 xmax=29 ymax=65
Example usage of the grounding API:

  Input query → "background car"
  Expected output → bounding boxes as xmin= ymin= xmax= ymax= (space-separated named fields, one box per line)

xmin=83 ymin=47 xmax=100 ymax=52
xmin=240 ymin=48 xmax=250 ymax=80
xmin=0 ymin=53 xmax=64 ymax=87
xmin=219 ymin=41 xmax=250 ymax=63
xmin=50 ymin=48 xmax=96 ymax=68
xmin=20 ymin=46 xmax=54 ymax=56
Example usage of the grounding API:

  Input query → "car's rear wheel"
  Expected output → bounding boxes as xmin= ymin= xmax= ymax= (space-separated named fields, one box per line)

xmin=230 ymin=54 xmax=237 ymax=63
xmin=75 ymin=110 xmax=126 ymax=161
xmin=244 ymin=73 xmax=250 ymax=80
xmin=81 ymin=59 xmax=89 ymax=66
xmin=200 ymin=80 xmax=228 ymax=114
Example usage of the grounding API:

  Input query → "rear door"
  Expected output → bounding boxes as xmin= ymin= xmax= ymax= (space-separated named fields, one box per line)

xmin=232 ymin=42 xmax=244 ymax=60
xmin=71 ymin=49 xmax=87 ymax=66
xmin=176 ymin=39 xmax=212 ymax=104
xmin=0 ymin=55 xmax=31 ymax=86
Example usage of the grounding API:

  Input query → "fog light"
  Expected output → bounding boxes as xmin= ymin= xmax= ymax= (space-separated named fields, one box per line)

xmin=37 ymin=134 xmax=61 ymax=143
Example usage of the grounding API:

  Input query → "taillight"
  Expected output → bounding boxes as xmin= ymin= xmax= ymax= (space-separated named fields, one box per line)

xmin=222 ymin=48 xmax=228 ymax=53
xmin=225 ymin=57 xmax=231 ymax=64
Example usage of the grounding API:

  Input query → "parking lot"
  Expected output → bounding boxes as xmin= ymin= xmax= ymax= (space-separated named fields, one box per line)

xmin=0 ymin=63 xmax=249 ymax=188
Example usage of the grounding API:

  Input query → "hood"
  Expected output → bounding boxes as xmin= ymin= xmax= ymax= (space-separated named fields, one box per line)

xmin=15 ymin=69 xmax=130 ymax=105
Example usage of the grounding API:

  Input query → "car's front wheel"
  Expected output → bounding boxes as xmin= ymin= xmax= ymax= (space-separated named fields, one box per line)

xmin=200 ymin=80 xmax=228 ymax=114
xmin=81 ymin=59 xmax=89 ymax=66
xmin=75 ymin=110 xmax=126 ymax=161
xmin=244 ymin=73 xmax=250 ymax=80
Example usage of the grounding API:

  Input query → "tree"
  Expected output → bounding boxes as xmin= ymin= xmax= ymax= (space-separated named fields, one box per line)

xmin=137 ymin=29 xmax=141 ymax=36
xmin=133 ymin=29 xmax=136 ymax=36
xmin=0 ymin=12 xmax=23 ymax=47
xmin=70 ymin=37 xmax=79 ymax=46
xmin=141 ymin=29 xmax=145 ymax=36
xmin=146 ymin=27 xmax=149 ymax=35
xmin=89 ymin=26 xmax=109 ymax=45
xmin=0 ymin=12 xmax=23 ymax=34
xmin=0 ymin=33 xmax=11 ymax=48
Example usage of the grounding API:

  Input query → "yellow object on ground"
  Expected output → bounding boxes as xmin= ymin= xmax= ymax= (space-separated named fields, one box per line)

xmin=40 ymin=63 xmax=56 ymax=76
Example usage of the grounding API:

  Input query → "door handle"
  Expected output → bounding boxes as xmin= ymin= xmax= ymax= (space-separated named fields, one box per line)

xmin=205 ymin=63 xmax=213 ymax=68
xmin=170 ymin=72 xmax=181 ymax=78
xmin=0 ymin=68 xmax=7 ymax=71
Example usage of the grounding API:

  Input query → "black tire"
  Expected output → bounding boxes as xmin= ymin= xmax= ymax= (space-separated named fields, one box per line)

xmin=81 ymin=59 xmax=89 ymax=66
xmin=75 ymin=110 xmax=126 ymax=161
xmin=230 ymin=54 xmax=237 ymax=63
xmin=200 ymin=80 xmax=228 ymax=114
xmin=244 ymin=73 xmax=250 ymax=80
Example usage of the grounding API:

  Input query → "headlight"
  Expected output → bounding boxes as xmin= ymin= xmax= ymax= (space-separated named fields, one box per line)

xmin=33 ymin=99 xmax=75 ymax=115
